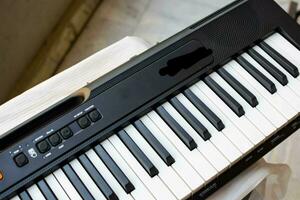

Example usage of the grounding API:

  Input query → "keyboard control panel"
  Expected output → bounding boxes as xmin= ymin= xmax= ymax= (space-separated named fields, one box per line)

xmin=5 ymin=107 xmax=102 ymax=172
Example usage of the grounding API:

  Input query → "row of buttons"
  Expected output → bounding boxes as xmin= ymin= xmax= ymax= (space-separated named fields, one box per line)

xmin=77 ymin=109 xmax=101 ymax=128
xmin=36 ymin=126 xmax=73 ymax=154
xmin=36 ymin=109 xmax=101 ymax=154
xmin=13 ymin=110 xmax=101 ymax=167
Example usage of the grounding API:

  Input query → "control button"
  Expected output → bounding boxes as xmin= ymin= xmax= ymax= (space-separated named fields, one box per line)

xmin=14 ymin=153 xmax=29 ymax=167
xmin=36 ymin=140 xmax=51 ymax=153
xmin=88 ymin=110 xmax=101 ymax=122
xmin=77 ymin=116 xmax=91 ymax=129
xmin=60 ymin=127 xmax=73 ymax=139
xmin=0 ymin=171 xmax=3 ymax=181
xmin=48 ymin=133 xmax=62 ymax=146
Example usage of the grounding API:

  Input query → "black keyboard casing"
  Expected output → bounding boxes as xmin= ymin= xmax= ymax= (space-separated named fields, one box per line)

xmin=1 ymin=0 xmax=300 ymax=199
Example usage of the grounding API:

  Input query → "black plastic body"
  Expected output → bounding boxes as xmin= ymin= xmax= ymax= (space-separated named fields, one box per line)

xmin=1 ymin=0 xmax=300 ymax=199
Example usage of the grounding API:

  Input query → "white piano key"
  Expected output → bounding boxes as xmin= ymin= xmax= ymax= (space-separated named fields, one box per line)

xmin=53 ymin=168 xmax=82 ymax=200
xmin=196 ymin=81 xmax=265 ymax=145
xmin=162 ymin=102 xmax=230 ymax=172
xmin=44 ymin=174 xmax=70 ymax=200
xmin=253 ymin=45 xmax=300 ymax=97
xmin=265 ymin=34 xmax=300 ymax=92
xmin=189 ymin=84 xmax=253 ymax=154
xmin=197 ymin=80 xmax=265 ymax=144
xmin=243 ymin=53 xmax=300 ymax=111
xmin=176 ymin=93 xmax=242 ymax=162
xmin=225 ymin=62 xmax=287 ymax=128
xmin=148 ymin=110 xmax=219 ymax=181
xmin=85 ymin=149 xmax=134 ymax=200
xmin=69 ymin=159 xmax=106 ymax=200
xmin=211 ymin=71 xmax=276 ymax=137
xmin=125 ymin=124 xmax=191 ymax=199
xmin=102 ymin=140 xmax=155 ymax=200
xmin=265 ymin=33 xmax=300 ymax=73
xmin=141 ymin=114 xmax=208 ymax=190
xmin=236 ymin=54 xmax=297 ymax=119
xmin=10 ymin=196 xmax=21 ymax=200
xmin=27 ymin=184 xmax=46 ymax=200
xmin=108 ymin=135 xmax=177 ymax=200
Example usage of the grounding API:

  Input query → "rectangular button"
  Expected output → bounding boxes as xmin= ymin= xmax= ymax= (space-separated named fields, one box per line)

xmin=14 ymin=153 xmax=29 ymax=167
xmin=77 ymin=116 xmax=91 ymax=129
xmin=36 ymin=140 xmax=51 ymax=154
xmin=88 ymin=110 xmax=102 ymax=122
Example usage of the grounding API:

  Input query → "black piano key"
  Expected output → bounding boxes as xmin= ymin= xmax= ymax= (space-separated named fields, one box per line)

xmin=156 ymin=106 xmax=197 ymax=151
xmin=204 ymin=76 xmax=245 ymax=117
xmin=184 ymin=89 xmax=225 ymax=131
xmin=63 ymin=164 xmax=94 ymax=200
xmin=170 ymin=97 xmax=211 ymax=141
xmin=37 ymin=180 xmax=57 ymax=200
xmin=259 ymin=41 xmax=299 ymax=78
xmin=218 ymin=68 xmax=258 ymax=107
xmin=79 ymin=154 xmax=118 ymax=200
xmin=236 ymin=56 xmax=277 ymax=94
xmin=248 ymin=48 xmax=288 ymax=86
xmin=133 ymin=120 xmax=175 ymax=166
xmin=19 ymin=191 xmax=32 ymax=200
xmin=94 ymin=145 xmax=135 ymax=193
xmin=118 ymin=130 xmax=159 ymax=177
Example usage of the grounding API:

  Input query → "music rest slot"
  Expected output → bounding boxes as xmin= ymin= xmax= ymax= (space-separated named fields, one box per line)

xmin=0 ymin=88 xmax=90 ymax=152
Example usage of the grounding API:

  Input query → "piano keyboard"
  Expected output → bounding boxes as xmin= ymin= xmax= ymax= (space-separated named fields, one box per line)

xmin=2 ymin=0 xmax=300 ymax=199
xmin=9 ymin=32 xmax=300 ymax=200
